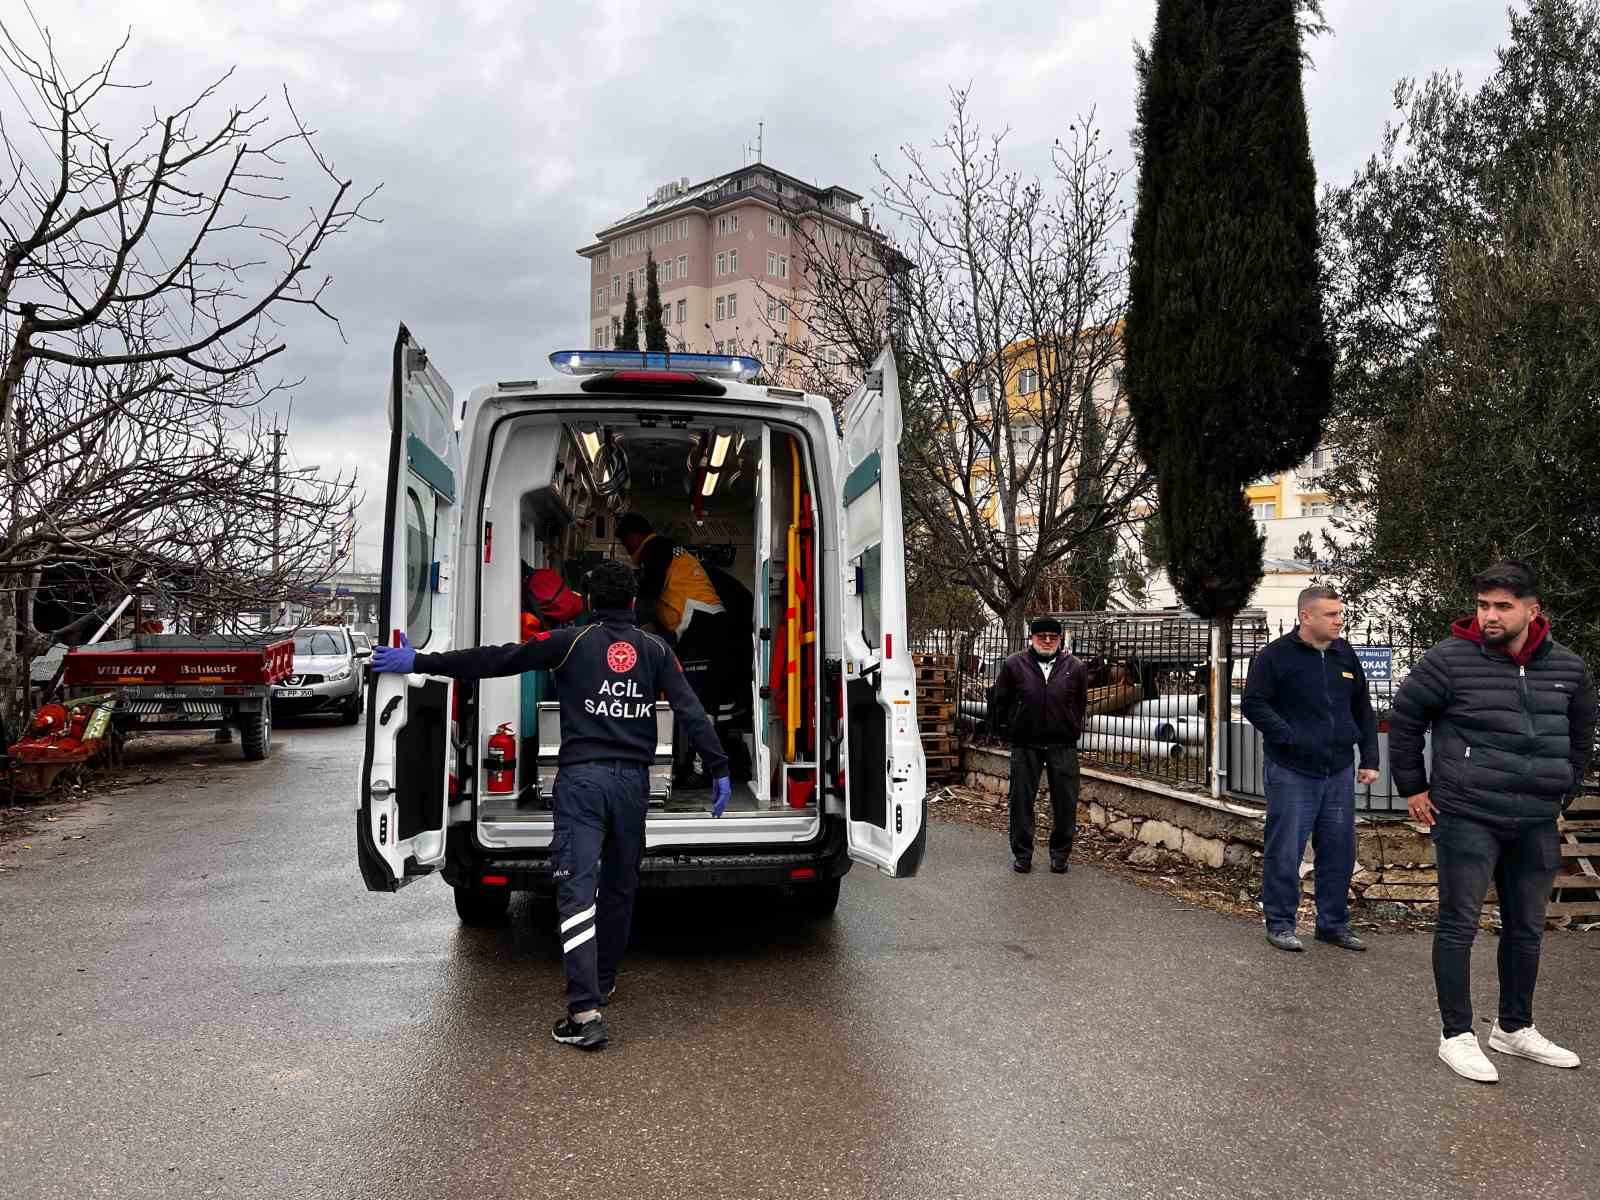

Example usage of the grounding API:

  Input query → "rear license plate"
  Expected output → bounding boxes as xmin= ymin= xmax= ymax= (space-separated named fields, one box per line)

xmin=275 ymin=688 xmax=312 ymax=699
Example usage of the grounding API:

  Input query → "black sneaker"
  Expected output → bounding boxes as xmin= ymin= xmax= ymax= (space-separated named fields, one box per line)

xmin=1315 ymin=927 xmax=1367 ymax=952
xmin=1266 ymin=929 xmax=1305 ymax=953
xmin=551 ymin=1014 xmax=608 ymax=1051
xmin=1049 ymin=855 xmax=1069 ymax=874
xmin=1012 ymin=857 xmax=1032 ymax=873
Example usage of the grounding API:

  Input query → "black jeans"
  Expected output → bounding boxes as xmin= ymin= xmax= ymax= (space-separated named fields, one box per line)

xmin=1432 ymin=811 xmax=1561 ymax=1038
xmin=1009 ymin=744 xmax=1079 ymax=862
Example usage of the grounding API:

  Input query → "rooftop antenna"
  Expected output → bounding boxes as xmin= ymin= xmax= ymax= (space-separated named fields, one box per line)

xmin=744 ymin=121 xmax=764 ymax=165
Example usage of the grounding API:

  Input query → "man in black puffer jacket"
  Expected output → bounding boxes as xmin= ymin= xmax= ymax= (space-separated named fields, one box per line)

xmin=1389 ymin=561 xmax=1596 ymax=1084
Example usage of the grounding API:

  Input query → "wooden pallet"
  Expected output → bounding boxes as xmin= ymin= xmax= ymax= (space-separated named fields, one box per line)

xmin=913 ymin=652 xmax=955 ymax=669
xmin=1551 ymin=793 xmax=1600 ymax=918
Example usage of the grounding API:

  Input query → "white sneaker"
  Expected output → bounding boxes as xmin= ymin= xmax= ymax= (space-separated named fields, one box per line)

xmin=1438 ymin=1032 xmax=1499 ymax=1083
xmin=1488 ymin=1023 xmax=1581 ymax=1068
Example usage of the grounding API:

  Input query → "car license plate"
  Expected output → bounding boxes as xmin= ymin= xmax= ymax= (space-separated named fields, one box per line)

xmin=276 ymin=688 xmax=312 ymax=699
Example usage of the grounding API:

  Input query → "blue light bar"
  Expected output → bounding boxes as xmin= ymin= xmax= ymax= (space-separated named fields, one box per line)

xmin=548 ymin=350 xmax=763 ymax=383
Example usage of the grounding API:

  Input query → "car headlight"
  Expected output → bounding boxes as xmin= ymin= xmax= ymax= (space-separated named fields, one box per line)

xmin=328 ymin=666 xmax=352 ymax=682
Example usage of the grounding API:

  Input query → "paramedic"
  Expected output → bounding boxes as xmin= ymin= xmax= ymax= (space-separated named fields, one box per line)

xmin=616 ymin=512 xmax=735 ymax=783
xmin=371 ymin=558 xmax=730 ymax=1052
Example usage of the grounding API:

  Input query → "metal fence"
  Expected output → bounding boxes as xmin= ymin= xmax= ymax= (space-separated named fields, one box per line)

xmin=925 ymin=612 xmax=1458 ymax=819
xmin=1226 ymin=619 xmax=1443 ymax=817
xmin=932 ymin=612 xmax=1258 ymax=793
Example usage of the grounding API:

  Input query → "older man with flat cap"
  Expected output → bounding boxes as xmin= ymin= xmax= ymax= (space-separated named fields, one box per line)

xmin=990 ymin=616 xmax=1090 ymax=873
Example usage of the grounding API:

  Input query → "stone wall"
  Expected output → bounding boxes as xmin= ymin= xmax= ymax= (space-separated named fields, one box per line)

xmin=962 ymin=744 xmax=1440 ymax=910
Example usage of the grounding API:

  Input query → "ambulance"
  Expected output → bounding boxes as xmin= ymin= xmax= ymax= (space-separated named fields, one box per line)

xmin=357 ymin=329 xmax=926 ymax=923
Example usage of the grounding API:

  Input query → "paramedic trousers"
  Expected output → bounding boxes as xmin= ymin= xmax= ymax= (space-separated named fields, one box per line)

xmin=1008 ymin=744 xmax=1079 ymax=863
xmin=550 ymin=761 xmax=650 ymax=1015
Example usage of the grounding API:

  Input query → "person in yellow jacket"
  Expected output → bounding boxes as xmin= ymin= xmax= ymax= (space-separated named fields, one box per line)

xmin=617 ymin=513 xmax=731 ymax=784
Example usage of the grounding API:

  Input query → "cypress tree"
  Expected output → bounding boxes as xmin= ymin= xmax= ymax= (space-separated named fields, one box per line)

xmin=643 ymin=254 xmax=667 ymax=351
xmin=1125 ymin=0 xmax=1332 ymax=618
xmin=617 ymin=282 xmax=640 ymax=350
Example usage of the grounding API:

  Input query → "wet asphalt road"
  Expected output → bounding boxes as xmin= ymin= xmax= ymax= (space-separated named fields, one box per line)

xmin=1 ymin=720 xmax=1596 ymax=1200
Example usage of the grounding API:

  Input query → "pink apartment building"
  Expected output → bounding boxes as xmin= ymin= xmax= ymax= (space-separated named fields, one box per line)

xmin=578 ymin=162 xmax=897 ymax=376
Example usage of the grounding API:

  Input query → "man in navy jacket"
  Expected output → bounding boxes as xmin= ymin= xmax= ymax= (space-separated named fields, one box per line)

xmin=1242 ymin=586 xmax=1380 ymax=953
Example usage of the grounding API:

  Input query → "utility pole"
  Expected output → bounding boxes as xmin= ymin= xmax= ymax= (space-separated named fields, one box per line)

xmin=270 ymin=424 xmax=284 ymax=625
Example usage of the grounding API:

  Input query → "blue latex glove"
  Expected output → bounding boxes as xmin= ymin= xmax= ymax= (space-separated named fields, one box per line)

xmin=711 ymin=776 xmax=732 ymax=818
xmin=370 ymin=632 xmax=417 ymax=675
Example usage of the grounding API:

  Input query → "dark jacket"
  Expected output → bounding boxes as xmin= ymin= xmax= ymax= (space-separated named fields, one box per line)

xmin=1389 ymin=615 xmax=1596 ymax=827
xmin=413 ymin=608 xmax=728 ymax=777
xmin=990 ymin=650 xmax=1089 ymax=747
xmin=1241 ymin=628 xmax=1380 ymax=777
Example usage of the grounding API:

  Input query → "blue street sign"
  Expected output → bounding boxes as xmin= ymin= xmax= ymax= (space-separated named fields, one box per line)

xmin=1355 ymin=645 xmax=1393 ymax=682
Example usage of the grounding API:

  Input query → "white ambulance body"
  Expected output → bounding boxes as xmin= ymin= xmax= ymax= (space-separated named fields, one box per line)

xmin=358 ymin=331 xmax=925 ymax=921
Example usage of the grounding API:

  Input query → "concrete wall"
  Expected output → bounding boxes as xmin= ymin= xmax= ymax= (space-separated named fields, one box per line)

xmin=963 ymin=745 xmax=1440 ymax=908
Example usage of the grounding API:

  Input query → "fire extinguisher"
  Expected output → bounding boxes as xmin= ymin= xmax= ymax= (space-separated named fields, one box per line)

xmin=484 ymin=722 xmax=517 ymax=794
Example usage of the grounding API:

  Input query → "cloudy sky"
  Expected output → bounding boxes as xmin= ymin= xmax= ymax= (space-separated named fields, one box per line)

xmin=24 ymin=0 xmax=1515 ymax=567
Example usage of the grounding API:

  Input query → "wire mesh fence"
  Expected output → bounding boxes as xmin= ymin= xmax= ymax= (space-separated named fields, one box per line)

xmin=1227 ymin=619 xmax=1442 ymax=818
xmin=928 ymin=612 xmax=1248 ymax=792
xmin=922 ymin=610 xmax=1595 ymax=822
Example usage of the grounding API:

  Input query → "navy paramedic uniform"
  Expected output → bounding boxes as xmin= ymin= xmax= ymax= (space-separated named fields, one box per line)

xmin=412 ymin=607 xmax=729 ymax=1013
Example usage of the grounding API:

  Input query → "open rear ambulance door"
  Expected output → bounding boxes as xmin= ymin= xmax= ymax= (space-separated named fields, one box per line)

xmin=358 ymin=325 xmax=462 ymax=892
xmin=837 ymin=344 xmax=927 ymax=877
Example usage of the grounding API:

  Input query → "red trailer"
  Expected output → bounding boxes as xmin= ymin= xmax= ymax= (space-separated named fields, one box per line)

xmin=58 ymin=634 xmax=294 ymax=761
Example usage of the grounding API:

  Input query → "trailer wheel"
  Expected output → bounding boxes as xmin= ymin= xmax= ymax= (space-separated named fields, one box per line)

xmin=453 ymin=884 xmax=511 ymax=926
xmin=241 ymin=703 xmax=272 ymax=761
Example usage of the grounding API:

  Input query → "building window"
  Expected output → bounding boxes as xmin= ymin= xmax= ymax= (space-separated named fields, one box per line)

xmin=715 ymin=296 xmax=726 ymax=321
xmin=768 ymin=340 xmax=781 ymax=364
xmin=677 ymin=254 xmax=687 ymax=279
xmin=1251 ymin=501 xmax=1277 ymax=520
xmin=676 ymin=299 xmax=686 ymax=324
xmin=768 ymin=214 xmax=788 ymax=237
xmin=660 ymin=259 xmax=673 ymax=283
xmin=715 ymin=340 xmax=725 ymax=354
xmin=611 ymin=317 xmax=621 ymax=340
xmin=715 ymin=251 xmax=727 ymax=277
xmin=626 ymin=270 xmax=635 ymax=294
xmin=1303 ymin=502 xmax=1331 ymax=517
xmin=768 ymin=251 xmax=779 ymax=276
xmin=595 ymin=288 xmax=605 ymax=310
xmin=767 ymin=295 xmax=778 ymax=320
xmin=593 ymin=326 xmax=603 ymax=348
xmin=611 ymin=274 xmax=620 ymax=301
xmin=727 ymin=292 xmax=737 ymax=319
xmin=717 ymin=213 xmax=740 ymax=235
xmin=1018 ymin=368 xmax=1039 ymax=395
xmin=729 ymin=249 xmax=738 ymax=274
